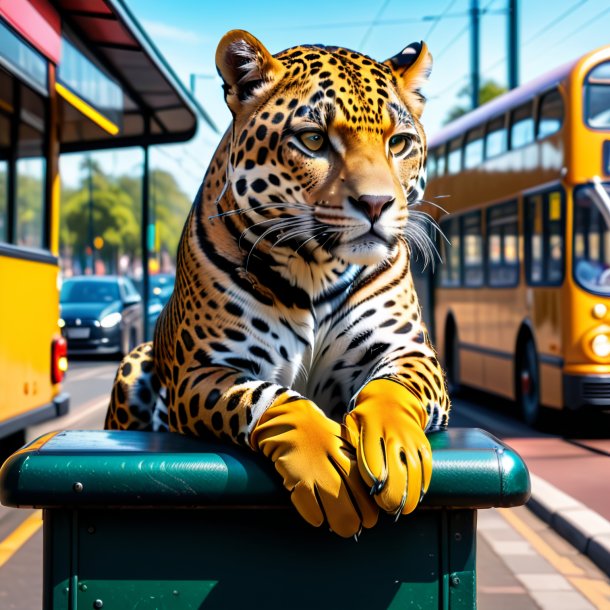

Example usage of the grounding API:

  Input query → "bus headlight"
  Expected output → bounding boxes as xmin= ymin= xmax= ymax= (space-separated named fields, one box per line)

xmin=100 ymin=312 xmax=122 ymax=328
xmin=591 ymin=333 xmax=610 ymax=358
xmin=593 ymin=303 xmax=608 ymax=319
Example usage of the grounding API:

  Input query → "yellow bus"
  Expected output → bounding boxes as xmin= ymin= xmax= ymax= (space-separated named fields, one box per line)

xmin=0 ymin=0 xmax=210 ymax=455
xmin=425 ymin=45 xmax=610 ymax=426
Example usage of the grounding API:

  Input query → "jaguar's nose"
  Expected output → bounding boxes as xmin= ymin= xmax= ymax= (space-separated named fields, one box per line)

xmin=349 ymin=194 xmax=395 ymax=224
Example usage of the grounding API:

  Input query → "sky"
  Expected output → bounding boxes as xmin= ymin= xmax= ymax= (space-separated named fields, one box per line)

xmin=61 ymin=0 xmax=610 ymax=198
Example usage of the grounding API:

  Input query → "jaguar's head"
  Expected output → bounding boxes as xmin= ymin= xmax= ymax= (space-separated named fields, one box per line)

xmin=216 ymin=30 xmax=432 ymax=266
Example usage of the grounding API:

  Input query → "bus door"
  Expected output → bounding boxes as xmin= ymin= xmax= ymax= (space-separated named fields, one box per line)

xmin=483 ymin=201 xmax=521 ymax=397
xmin=460 ymin=211 xmax=486 ymax=388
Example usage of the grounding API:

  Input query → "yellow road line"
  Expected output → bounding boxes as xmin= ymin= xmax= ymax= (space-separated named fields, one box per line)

xmin=570 ymin=578 xmax=610 ymax=610
xmin=499 ymin=508 xmax=610 ymax=609
xmin=0 ymin=510 xmax=43 ymax=568
xmin=499 ymin=507 xmax=585 ymax=576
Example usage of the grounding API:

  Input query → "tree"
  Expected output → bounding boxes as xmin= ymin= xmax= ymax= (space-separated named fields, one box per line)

xmin=117 ymin=169 xmax=193 ymax=261
xmin=61 ymin=160 xmax=140 ymax=274
xmin=59 ymin=160 xmax=194 ymax=275
xmin=443 ymin=79 xmax=507 ymax=124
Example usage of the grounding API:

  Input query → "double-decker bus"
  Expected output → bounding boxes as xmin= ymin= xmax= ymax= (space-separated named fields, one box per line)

xmin=0 ymin=0 xmax=212 ymax=456
xmin=425 ymin=45 xmax=610 ymax=426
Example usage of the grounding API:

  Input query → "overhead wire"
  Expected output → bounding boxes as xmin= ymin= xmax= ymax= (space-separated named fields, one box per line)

xmin=479 ymin=0 xmax=590 ymax=77
xmin=427 ymin=0 xmax=501 ymax=100
xmin=423 ymin=0 xmax=460 ymax=43
xmin=267 ymin=11 xmax=479 ymax=31
xmin=535 ymin=3 xmax=610 ymax=54
xmin=359 ymin=0 xmax=392 ymax=50
xmin=153 ymin=147 xmax=201 ymax=183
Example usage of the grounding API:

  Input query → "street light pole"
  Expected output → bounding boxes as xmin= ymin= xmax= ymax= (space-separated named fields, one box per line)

xmin=507 ymin=0 xmax=519 ymax=90
xmin=87 ymin=154 xmax=94 ymax=274
xmin=470 ymin=0 xmax=481 ymax=109
xmin=189 ymin=73 xmax=215 ymax=96
xmin=142 ymin=143 xmax=150 ymax=342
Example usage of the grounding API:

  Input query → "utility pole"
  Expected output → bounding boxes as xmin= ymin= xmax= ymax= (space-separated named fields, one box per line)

xmin=87 ymin=154 xmax=94 ymax=275
xmin=142 ymin=140 xmax=150 ymax=342
xmin=507 ymin=0 xmax=519 ymax=89
xmin=470 ymin=0 xmax=481 ymax=109
xmin=189 ymin=73 xmax=214 ymax=96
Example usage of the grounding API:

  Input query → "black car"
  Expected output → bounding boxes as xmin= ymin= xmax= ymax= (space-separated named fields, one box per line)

xmin=60 ymin=276 xmax=143 ymax=356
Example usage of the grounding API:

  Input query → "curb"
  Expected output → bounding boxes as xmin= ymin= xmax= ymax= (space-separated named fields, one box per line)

xmin=527 ymin=473 xmax=610 ymax=577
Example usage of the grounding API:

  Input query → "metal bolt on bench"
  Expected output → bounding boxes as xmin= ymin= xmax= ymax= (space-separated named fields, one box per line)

xmin=0 ymin=427 xmax=530 ymax=610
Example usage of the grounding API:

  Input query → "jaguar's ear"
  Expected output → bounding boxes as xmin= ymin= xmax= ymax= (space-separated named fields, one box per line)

xmin=216 ymin=30 xmax=284 ymax=115
xmin=383 ymin=41 xmax=432 ymax=119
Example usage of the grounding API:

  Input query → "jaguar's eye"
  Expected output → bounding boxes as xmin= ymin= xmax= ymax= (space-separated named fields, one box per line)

xmin=298 ymin=131 xmax=326 ymax=152
xmin=388 ymin=134 xmax=413 ymax=157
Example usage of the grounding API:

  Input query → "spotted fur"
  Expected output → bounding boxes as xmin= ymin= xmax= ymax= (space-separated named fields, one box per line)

xmin=105 ymin=31 xmax=450 ymax=450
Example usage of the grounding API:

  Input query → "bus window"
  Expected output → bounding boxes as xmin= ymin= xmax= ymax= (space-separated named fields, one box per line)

xmin=436 ymin=144 xmax=447 ymax=176
xmin=427 ymin=149 xmax=437 ymax=179
xmin=547 ymin=191 xmax=564 ymax=283
xmin=585 ymin=61 xmax=610 ymax=129
xmin=487 ymin=201 xmax=519 ymax=287
xmin=0 ymin=69 xmax=11 ymax=242
xmin=464 ymin=127 xmax=484 ymax=169
xmin=510 ymin=102 xmax=535 ymax=149
xmin=525 ymin=188 xmax=565 ymax=286
xmin=439 ymin=216 xmax=461 ymax=287
xmin=462 ymin=212 xmax=484 ymax=286
xmin=447 ymin=138 xmax=462 ymax=174
xmin=537 ymin=89 xmax=563 ymax=139
xmin=526 ymin=195 xmax=544 ymax=283
xmin=0 ymin=118 xmax=7 ymax=243
xmin=485 ymin=116 xmax=507 ymax=158
xmin=16 ymin=85 xmax=47 ymax=249
xmin=573 ymin=183 xmax=610 ymax=293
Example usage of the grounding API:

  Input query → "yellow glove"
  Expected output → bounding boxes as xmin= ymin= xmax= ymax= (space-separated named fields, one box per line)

xmin=250 ymin=398 xmax=378 ymax=538
xmin=344 ymin=379 xmax=432 ymax=517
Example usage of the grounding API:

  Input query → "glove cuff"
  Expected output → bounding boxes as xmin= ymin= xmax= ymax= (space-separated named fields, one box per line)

xmin=355 ymin=379 xmax=428 ymax=429
xmin=249 ymin=396 xmax=312 ymax=451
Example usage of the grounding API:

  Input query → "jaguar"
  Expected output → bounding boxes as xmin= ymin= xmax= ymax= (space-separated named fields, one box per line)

xmin=105 ymin=30 xmax=450 ymax=538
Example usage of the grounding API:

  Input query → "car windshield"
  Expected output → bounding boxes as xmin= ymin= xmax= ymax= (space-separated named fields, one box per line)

xmin=573 ymin=182 xmax=610 ymax=295
xmin=61 ymin=280 xmax=120 ymax=303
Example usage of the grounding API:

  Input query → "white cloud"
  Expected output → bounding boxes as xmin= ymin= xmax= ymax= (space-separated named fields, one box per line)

xmin=141 ymin=20 xmax=206 ymax=45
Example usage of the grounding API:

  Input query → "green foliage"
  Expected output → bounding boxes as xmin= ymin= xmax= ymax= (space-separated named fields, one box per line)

xmin=443 ymin=80 xmax=508 ymax=124
xmin=16 ymin=172 xmax=44 ymax=247
xmin=60 ymin=159 xmax=193 ymax=272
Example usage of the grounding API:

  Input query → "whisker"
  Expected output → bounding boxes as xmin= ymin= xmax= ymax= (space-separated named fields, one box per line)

xmin=241 ymin=218 xmax=306 ymax=250
xmin=245 ymin=219 xmax=316 ymax=270
xmin=294 ymin=227 xmax=329 ymax=255
xmin=271 ymin=223 xmax=317 ymax=248
xmin=408 ymin=198 xmax=449 ymax=216
xmin=404 ymin=209 xmax=446 ymax=270
xmin=208 ymin=202 xmax=311 ymax=221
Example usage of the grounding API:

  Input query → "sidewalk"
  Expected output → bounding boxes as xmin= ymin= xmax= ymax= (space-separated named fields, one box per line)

xmin=478 ymin=506 xmax=608 ymax=610
xmin=500 ymin=435 xmax=610 ymax=578
xmin=527 ymin=473 xmax=610 ymax=577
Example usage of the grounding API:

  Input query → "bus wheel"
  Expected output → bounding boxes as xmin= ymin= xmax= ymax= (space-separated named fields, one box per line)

xmin=517 ymin=339 xmax=542 ymax=427
xmin=445 ymin=325 xmax=460 ymax=395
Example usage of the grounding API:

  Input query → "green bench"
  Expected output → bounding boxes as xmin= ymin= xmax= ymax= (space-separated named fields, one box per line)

xmin=0 ymin=428 xmax=530 ymax=610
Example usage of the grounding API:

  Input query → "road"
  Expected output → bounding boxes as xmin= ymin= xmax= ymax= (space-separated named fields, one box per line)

xmin=0 ymin=360 xmax=609 ymax=609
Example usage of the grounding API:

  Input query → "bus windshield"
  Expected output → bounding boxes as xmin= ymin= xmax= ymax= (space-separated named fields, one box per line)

xmin=573 ymin=182 xmax=610 ymax=294
xmin=585 ymin=61 xmax=610 ymax=128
